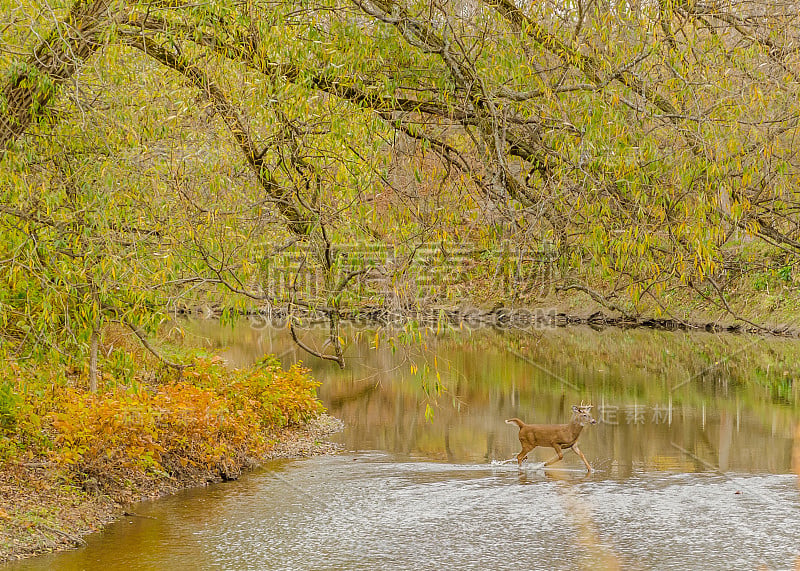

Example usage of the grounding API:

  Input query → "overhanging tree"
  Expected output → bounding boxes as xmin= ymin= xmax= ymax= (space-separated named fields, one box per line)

xmin=3 ymin=0 xmax=800 ymax=375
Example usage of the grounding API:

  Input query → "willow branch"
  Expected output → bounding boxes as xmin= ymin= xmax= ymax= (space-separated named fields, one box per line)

xmin=289 ymin=318 xmax=345 ymax=368
xmin=122 ymin=321 xmax=191 ymax=371
xmin=123 ymin=33 xmax=312 ymax=236
xmin=0 ymin=0 xmax=113 ymax=155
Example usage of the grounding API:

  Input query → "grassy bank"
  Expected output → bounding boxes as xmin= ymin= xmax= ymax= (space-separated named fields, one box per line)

xmin=0 ymin=349 xmax=339 ymax=563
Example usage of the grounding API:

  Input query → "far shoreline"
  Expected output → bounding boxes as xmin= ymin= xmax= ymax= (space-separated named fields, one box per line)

xmin=174 ymin=302 xmax=800 ymax=338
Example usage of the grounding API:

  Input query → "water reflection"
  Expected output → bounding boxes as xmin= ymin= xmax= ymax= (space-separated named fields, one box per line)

xmin=188 ymin=321 xmax=798 ymax=475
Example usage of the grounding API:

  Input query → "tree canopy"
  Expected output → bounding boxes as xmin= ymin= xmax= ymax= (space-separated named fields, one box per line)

xmin=2 ymin=0 xmax=800 ymax=371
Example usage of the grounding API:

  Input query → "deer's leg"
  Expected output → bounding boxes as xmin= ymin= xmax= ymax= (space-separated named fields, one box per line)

xmin=572 ymin=444 xmax=592 ymax=473
xmin=544 ymin=445 xmax=564 ymax=466
xmin=516 ymin=442 xmax=534 ymax=465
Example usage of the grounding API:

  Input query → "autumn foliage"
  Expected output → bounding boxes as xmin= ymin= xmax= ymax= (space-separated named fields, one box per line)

xmin=0 ymin=354 xmax=323 ymax=496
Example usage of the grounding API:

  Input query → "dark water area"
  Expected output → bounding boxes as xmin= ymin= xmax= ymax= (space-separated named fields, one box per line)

xmin=7 ymin=323 xmax=800 ymax=570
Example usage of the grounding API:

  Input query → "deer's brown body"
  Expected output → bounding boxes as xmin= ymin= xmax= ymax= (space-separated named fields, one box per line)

xmin=506 ymin=406 xmax=596 ymax=472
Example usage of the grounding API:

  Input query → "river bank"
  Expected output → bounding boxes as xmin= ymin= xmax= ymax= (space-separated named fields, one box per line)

xmin=175 ymin=298 xmax=800 ymax=338
xmin=0 ymin=347 xmax=342 ymax=564
xmin=0 ymin=413 xmax=343 ymax=563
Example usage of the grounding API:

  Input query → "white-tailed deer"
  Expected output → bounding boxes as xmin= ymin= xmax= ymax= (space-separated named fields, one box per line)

xmin=505 ymin=405 xmax=597 ymax=472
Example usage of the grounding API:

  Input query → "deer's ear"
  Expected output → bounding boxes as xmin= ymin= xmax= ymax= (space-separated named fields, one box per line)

xmin=572 ymin=405 xmax=580 ymax=412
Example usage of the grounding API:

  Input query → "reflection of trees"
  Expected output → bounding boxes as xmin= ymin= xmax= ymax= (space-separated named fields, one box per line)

xmin=319 ymin=335 xmax=796 ymax=473
xmin=189 ymin=320 xmax=798 ymax=473
xmin=322 ymin=362 xmax=795 ymax=473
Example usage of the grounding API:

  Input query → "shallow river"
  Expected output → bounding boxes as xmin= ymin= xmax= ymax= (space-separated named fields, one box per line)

xmin=8 ymin=323 xmax=800 ymax=570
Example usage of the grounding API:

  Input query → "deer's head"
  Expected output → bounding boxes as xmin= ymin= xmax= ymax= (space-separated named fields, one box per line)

xmin=572 ymin=404 xmax=597 ymax=426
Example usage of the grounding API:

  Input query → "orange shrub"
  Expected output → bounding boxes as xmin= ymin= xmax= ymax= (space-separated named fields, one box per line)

xmin=1 ymin=351 xmax=324 ymax=494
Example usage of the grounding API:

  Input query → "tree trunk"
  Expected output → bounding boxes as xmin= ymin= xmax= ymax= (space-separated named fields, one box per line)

xmin=89 ymin=327 xmax=99 ymax=393
xmin=0 ymin=0 xmax=112 ymax=155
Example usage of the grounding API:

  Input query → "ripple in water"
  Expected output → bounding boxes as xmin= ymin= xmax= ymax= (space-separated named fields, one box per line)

xmin=201 ymin=455 xmax=800 ymax=571
xmin=6 ymin=453 xmax=799 ymax=571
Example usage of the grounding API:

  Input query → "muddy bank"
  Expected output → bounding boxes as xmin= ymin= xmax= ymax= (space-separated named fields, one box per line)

xmin=0 ymin=414 xmax=343 ymax=564
xmin=174 ymin=303 xmax=800 ymax=338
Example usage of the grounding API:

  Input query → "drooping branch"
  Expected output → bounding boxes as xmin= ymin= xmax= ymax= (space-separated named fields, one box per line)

xmin=121 ymin=8 xmax=563 ymax=208
xmin=122 ymin=12 xmax=473 ymax=123
xmin=483 ymin=0 xmax=680 ymax=117
xmin=124 ymin=34 xmax=313 ymax=236
xmin=123 ymin=320 xmax=191 ymax=372
xmin=349 ymin=0 xmax=554 ymax=201
xmin=288 ymin=318 xmax=345 ymax=368
xmin=682 ymin=3 xmax=800 ymax=82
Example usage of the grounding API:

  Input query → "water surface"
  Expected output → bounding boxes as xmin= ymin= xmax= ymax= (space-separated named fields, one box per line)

xmin=7 ymin=324 xmax=800 ymax=570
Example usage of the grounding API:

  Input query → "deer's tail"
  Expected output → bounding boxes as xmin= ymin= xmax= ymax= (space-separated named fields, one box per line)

xmin=505 ymin=418 xmax=524 ymax=428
